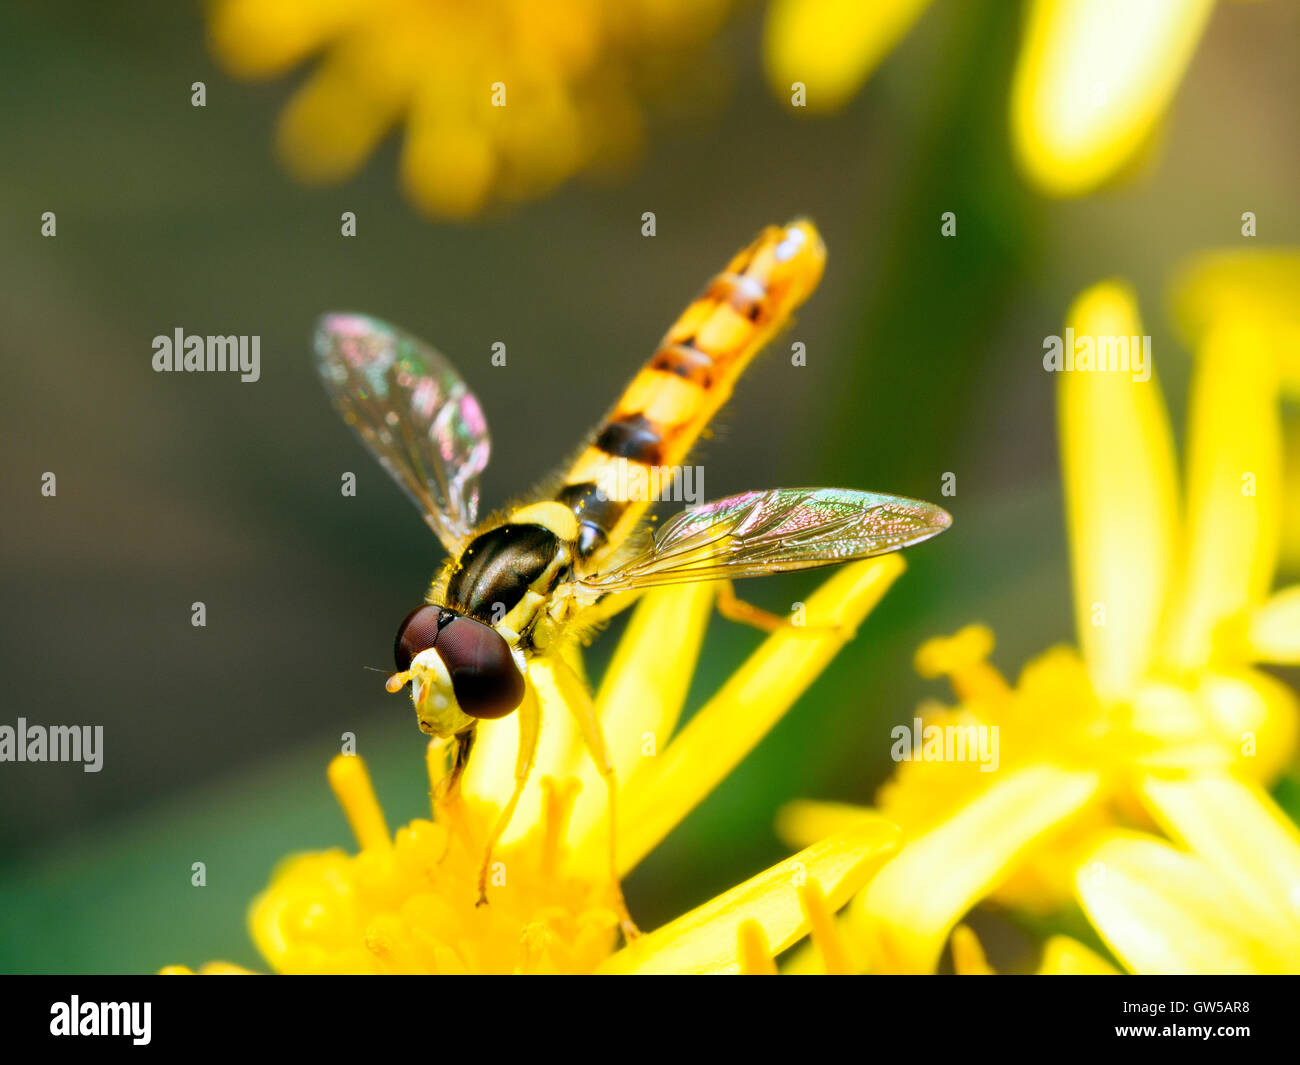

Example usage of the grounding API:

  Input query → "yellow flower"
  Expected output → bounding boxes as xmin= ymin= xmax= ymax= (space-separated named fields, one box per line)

xmin=164 ymin=558 xmax=902 ymax=974
xmin=948 ymin=925 xmax=1119 ymax=976
xmin=778 ymin=277 xmax=1300 ymax=974
xmin=1169 ymin=248 xmax=1300 ymax=399
xmin=763 ymin=0 xmax=1221 ymax=197
xmin=205 ymin=0 xmax=732 ymax=218
xmin=1168 ymin=248 xmax=1300 ymax=572
xmin=1009 ymin=0 xmax=1214 ymax=197
xmin=762 ymin=0 xmax=931 ymax=113
xmin=743 ymin=905 xmax=1121 ymax=975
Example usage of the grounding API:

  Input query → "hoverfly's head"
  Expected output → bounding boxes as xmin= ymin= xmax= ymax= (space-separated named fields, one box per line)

xmin=385 ymin=606 xmax=527 ymax=737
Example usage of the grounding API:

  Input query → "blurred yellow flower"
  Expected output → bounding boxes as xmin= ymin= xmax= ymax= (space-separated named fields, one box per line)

xmin=163 ymin=558 xmax=902 ymax=974
xmin=1169 ymin=249 xmax=1300 ymax=573
xmin=1009 ymin=0 xmax=1214 ymax=197
xmin=743 ymin=904 xmax=1120 ymax=974
xmin=763 ymin=0 xmax=930 ymax=113
xmin=1169 ymin=249 xmax=1300 ymax=397
xmin=948 ymin=924 xmax=1119 ymax=976
xmin=205 ymin=0 xmax=732 ymax=218
xmin=777 ymin=278 xmax=1300 ymax=974
xmin=763 ymin=0 xmax=1222 ymax=197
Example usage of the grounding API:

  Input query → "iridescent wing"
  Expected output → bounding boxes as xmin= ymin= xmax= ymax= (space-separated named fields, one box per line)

xmin=315 ymin=313 xmax=490 ymax=551
xmin=579 ymin=487 xmax=951 ymax=592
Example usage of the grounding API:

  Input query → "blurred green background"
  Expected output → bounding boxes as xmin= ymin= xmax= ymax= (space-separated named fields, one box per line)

xmin=2 ymin=0 xmax=1298 ymax=973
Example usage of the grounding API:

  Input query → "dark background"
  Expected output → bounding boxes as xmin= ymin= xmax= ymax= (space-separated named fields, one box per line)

xmin=2 ymin=0 xmax=1298 ymax=972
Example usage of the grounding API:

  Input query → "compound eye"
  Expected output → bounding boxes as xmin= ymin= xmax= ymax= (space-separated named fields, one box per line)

xmin=394 ymin=605 xmax=446 ymax=672
xmin=433 ymin=616 xmax=525 ymax=720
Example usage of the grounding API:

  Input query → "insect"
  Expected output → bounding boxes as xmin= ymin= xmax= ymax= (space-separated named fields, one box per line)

xmin=315 ymin=219 xmax=950 ymax=936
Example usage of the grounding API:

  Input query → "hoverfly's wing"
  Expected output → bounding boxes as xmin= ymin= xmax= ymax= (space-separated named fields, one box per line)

xmin=315 ymin=313 xmax=490 ymax=552
xmin=579 ymin=488 xmax=951 ymax=592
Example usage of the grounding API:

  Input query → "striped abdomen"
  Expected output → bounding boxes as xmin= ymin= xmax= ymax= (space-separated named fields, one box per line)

xmin=558 ymin=220 xmax=827 ymax=559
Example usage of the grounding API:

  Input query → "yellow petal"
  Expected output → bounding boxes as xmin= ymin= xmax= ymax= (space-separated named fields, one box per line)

xmin=1140 ymin=773 xmax=1300 ymax=954
xmin=596 ymin=819 xmax=899 ymax=974
xmin=1075 ymin=833 xmax=1288 ymax=974
xmin=1286 ymin=424 xmax=1300 ymax=575
xmin=776 ymin=934 xmax=835 ymax=976
xmin=763 ymin=0 xmax=931 ymax=113
xmin=207 ymin=0 xmax=363 ymax=79
xmin=1127 ymin=677 xmax=1231 ymax=774
xmin=159 ymin=961 xmax=257 ymax=975
xmin=862 ymin=765 xmax=1101 ymax=973
xmin=1037 ymin=935 xmax=1119 ymax=975
xmin=1165 ymin=321 xmax=1281 ymax=670
xmin=1168 ymin=249 xmax=1300 ymax=396
xmin=1244 ymin=584 xmax=1300 ymax=664
xmin=1010 ymin=0 xmax=1214 ymax=196
xmin=561 ymin=584 xmax=715 ymax=851
xmin=462 ymin=656 xmax=582 ymax=844
xmin=274 ymin=33 xmax=413 ymax=183
xmin=950 ymin=925 xmax=994 ymax=975
xmin=775 ymin=799 xmax=883 ymax=850
xmin=595 ymin=584 xmax=715 ymax=767
xmin=1169 ymin=250 xmax=1300 ymax=572
xmin=400 ymin=116 xmax=497 ymax=221
xmin=492 ymin=79 xmax=585 ymax=205
xmin=1059 ymin=282 xmax=1180 ymax=699
xmin=601 ymin=556 xmax=905 ymax=874
xmin=1193 ymin=668 xmax=1299 ymax=784
xmin=197 ymin=962 xmax=257 ymax=975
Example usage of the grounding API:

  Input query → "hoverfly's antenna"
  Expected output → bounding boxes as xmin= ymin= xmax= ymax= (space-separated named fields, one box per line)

xmin=363 ymin=664 xmax=408 ymax=691
xmin=361 ymin=664 xmax=408 ymax=692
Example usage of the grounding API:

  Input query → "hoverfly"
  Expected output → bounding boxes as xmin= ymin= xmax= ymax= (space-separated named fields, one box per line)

xmin=315 ymin=220 xmax=950 ymax=936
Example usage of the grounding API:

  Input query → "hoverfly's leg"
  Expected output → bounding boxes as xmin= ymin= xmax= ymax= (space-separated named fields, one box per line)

xmin=550 ymin=656 xmax=640 ymax=941
xmin=435 ymin=728 xmax=476 ymax=805
xmin=431 ymin=728 xmax=478 ymax=862
xmin=715 ymin=579 xmax=852 ymax=637
xmin=476 ymin=683 xmax=541 ymax=907
xmin=547 ymin=589 xmax=641 ymax=654
xmin=569 ymin=590 xmax=641 ymax=631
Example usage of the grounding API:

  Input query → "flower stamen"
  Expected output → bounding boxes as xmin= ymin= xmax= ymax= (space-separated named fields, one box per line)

xmin=915 ymin=624 xmax=1009 ymax=702
xmin=798 ymin=879 xmax=853 ymax=974
xmin=737 ymin=921 xmax=778 ymax=975
xmin=950 ymin=924 xmax=994 ymax=975
xmin=328 ymin=754 xmax=390 ymax=852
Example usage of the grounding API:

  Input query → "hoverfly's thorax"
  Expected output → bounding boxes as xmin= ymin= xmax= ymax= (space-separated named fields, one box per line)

xmin=446 ymin=522 xmax=568 ymax=621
